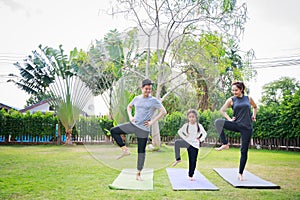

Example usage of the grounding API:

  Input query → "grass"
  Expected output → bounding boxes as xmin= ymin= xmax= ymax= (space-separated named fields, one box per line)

xmin=0 ymin=144 xmax=299 ymax=200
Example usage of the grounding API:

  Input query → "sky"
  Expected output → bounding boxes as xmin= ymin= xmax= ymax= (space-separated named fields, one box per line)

xmin=0 ymin=0 xmax=299 ymax=115
xmin=239 ymin=0 xmax=300 ymax=101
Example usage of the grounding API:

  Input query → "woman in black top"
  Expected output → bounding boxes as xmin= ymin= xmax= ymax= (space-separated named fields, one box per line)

xmin=215 ymin=81 xmax=257 ymax=181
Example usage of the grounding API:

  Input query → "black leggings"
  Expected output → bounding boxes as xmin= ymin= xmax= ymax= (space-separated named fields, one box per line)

xmin=174 ymin=139 xmax=199 ymax=177
xmin=215 ymin=119 xmax=252 ymax=175
xmin=110 ymin=123 xmax=149 ymax=171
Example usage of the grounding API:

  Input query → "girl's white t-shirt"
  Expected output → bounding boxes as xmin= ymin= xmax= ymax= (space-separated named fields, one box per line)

xmin=178 ymin=123 xmax=207 ymax=149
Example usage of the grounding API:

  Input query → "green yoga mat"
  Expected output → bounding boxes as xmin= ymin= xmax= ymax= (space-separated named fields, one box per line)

xmin=109 ymin=168 xmax=153 ymax=190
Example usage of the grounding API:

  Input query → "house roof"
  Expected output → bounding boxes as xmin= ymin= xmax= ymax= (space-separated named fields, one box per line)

xmin=0 ymin=102 xmax=19 ymax=111
xmin=16 ymin=99 xmax=89 ymax=116
xmin=19 ymin=99 xmax=51 ymax=113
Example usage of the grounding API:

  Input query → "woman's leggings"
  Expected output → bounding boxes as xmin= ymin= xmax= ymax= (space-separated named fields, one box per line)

xmin=110 ymin=122 xmax=149 ymax=171
xmin=215 ymin=119 xmax=252 ymax=175
xmin=174 ymin=139 xmax=199 ymax=177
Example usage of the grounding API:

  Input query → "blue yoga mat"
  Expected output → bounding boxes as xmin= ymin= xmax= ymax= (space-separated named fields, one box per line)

xmin=166 ymin=168 xmax=219 ymax=190
xmin=213 ymin=168 xmax=280 ymax=189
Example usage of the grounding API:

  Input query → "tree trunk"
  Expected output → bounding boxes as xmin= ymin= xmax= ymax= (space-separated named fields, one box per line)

xmin=65 ymin=129 xmax=73 ymax=145
xmin=151 ymin=120 xmax=161 ymax=148
xmin=5 ymin=134 xmax=9 ymax=143
xmin=57 ymin=123 xmax=62 ymax=145
xmin=152 ymin=70 xmax=165 ymax=148
xmin=196 ymin=77 xmax=209 ymax=111
xmin=105 ymin=135 xmax=111 ymax=143
xmin=151 ymin=110 xmax=161 ymax=148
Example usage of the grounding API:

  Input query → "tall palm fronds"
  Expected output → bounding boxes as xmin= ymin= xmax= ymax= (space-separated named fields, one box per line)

xmin=8 ymin=48 xmax=56 ymax=106
xmin=110 ymin=76 xmax=139 ymax=123
xmin=47 ymin=76 xmax=93 ymax=144
xmin=9 ymin=44 xmax=94 ymax=144
xmin=75 ymin=30 xmax=127 ymax=119
xmin=8 ymin=44 xmax=82 ymax=106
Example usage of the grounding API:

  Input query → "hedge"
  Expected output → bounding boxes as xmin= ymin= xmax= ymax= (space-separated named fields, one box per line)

xmin=0 ymin=110 xmax=57 ymax=142
xmin=1 ymin=88 xmax=299 ymax=143
xmin=0 ymin=109 xmax=114 ymax=143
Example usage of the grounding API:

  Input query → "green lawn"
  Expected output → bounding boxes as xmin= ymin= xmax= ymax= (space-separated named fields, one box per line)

xmin=0 ymin=145 xmax=299 ymax=200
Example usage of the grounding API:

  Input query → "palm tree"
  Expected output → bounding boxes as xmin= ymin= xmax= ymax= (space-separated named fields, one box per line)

xmin=8 ymin=46 xmax=56 ymax=106
xmin=48 ymin=76 xmax=93 ymax=145
xmin=76 ymin=30 xmax=124 ymax=117
xmin=10 ymin=44 xmax=92 ymax=144
xmin=43 ymin=46 xmax=93 ymax=145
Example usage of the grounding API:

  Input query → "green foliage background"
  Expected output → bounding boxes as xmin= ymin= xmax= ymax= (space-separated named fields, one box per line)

xmin=1 ymin=85 xmax=299 ymax=142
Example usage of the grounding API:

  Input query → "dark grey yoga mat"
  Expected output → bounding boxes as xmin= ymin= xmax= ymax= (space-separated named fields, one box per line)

xmin=213 ymin=168 xmax=280 ymax=189
xmin=166 ymin=168 xmax=219 ymax=190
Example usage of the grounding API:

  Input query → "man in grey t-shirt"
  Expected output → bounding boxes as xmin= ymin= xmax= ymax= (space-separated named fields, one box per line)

xmin=110 ymin=79 xmax=167 ymax=181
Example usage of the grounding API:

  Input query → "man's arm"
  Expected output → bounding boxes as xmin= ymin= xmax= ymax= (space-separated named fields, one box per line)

xmin=145 ymin=106 xmax=167 ymax=127
xmin=127 ymin=104 xmax=134 ymax=122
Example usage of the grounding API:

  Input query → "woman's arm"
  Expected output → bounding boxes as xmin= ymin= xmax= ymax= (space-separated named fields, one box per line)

xmin=249 ymin=96 xmax=258 ymax=121
xmin=220 ymin=98 xmax=235 ymax=121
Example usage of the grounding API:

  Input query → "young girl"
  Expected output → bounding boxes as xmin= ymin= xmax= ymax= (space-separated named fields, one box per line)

xmin=215 ymin=81 xmax=257 ymax=181
xmin=172 ymin=109 xmax=207 ymax=181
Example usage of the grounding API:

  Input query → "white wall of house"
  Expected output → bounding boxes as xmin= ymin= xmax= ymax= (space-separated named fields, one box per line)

xmin=22 ymin=98 xmax=95 ymax=116
xmin=28 ymin=103 xmax=50 ymax=113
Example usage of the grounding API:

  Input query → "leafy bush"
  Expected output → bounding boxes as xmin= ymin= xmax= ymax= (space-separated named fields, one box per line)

xmin=253 ymin=88 xmax=300 ymax=139
xmin=0 ymin=110 xmax=57 ymax=142
xmin=99 ymin=115 xmax=114 ymax=136
xmin=160 ymin=111 xmax=184 ymax=137
xmin=0 ymin=109 xmax=6 ymax=136
xmin=199 ymin=109 xmax=223 ymax=139
xmin=1 ymin=86 xmax=299 ymax=143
